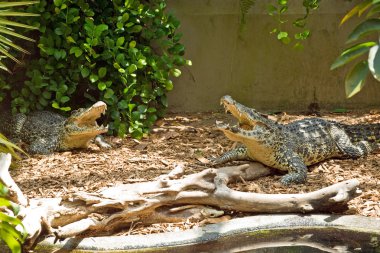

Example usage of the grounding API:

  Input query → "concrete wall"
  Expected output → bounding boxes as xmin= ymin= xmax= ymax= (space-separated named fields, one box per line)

xmin=166 ymin=0 xmax=380 ymax=112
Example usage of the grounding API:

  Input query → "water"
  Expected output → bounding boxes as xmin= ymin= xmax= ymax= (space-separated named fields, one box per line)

xmin=159 ymin=227 xmax=380 ymax=253
xmin=2 ymin=227 xmax=379 ymax=252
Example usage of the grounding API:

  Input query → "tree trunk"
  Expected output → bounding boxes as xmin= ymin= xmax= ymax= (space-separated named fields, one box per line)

xmin=0 ymin=154 xmax=361 ymax=249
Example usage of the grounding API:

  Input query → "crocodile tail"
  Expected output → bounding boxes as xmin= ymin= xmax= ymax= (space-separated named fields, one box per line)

xmin=342 ymin=123 xmax=380 ymax=143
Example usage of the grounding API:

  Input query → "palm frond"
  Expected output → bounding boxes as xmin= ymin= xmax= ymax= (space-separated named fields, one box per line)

xmin=0 ymin=1 xmax=39 ymax=8
xmin=0 ymin=18 xmax=37 ymax=29
xmin=0 ymin=60 xmax=10 ymax=72
xmin=0 ymin=133 xmax=27 ymax=159
xmin=0 ymin=35 xmax=30 ymax=54
xmin=0 ymin=45 xmax=21 ymax=64
xmin=0 ymin=1 xmax=38 ymax=72
xmin=0 ymin=11 xmax=39 ymax=17
xmin=0 ymin=26 xmax=35 ymax=41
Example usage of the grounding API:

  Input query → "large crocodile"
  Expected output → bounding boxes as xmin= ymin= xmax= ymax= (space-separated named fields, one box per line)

xmin=212 ymin=95 xmax=380 ymax=185
xmin=0 ymin=101 xmax=110 ymax=154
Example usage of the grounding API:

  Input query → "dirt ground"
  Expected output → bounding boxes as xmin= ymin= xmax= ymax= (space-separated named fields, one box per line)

xmin=10 ymin=111 xmax=380 ymax=234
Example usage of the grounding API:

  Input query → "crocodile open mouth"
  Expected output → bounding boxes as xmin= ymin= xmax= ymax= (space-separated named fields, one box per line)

xmin=220 ymin=95 xmax=255 ymax=130
xmin=66 ymin=101 xmax=108 ymax=135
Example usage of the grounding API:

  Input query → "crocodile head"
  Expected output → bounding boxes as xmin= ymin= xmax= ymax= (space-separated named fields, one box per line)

xmin=220 ymin=95 xmax=275 ymax=130
xmin=217 ymin=95 xmax=282 ymax=145
xmin=218 ymin=96 xmax=283 ymax=162
xmin=60 ymin=101 xmax=108 ymax=150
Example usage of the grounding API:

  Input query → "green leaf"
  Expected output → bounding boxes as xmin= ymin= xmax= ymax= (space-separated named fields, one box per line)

xmin=98 ymin=67 xmax=107 ymax=78
xmin=147 ymin=107 xmax=157 ymax=113
xmin=42 ymin=91 xmax=52 ymax=99
xmin=116 ymin=37 xmax=125 ymax=47
xmin=137 ymin=104 xmax=147 ymax=113
xmin=129 ymin=40 xmax=136 ymax=48
xmin=118 ymin=123 xmax=127 ymax=138
xmin=340 ymin=0 xmax=371 ymax=25
xmin=267 ymin=4 xmax=277 ymax=16
xmin=165 ymin=80 xmax=173 ymax=91
xmin=277 ymin=31 xmax=288 ymax=40
xmin=358 ymin=1 xmax=373 ymax=16
xmin=54 ymin=0 xmax=62 ymax=7
xmin=104 ymin=88 xmax=114 ymax=99
xmin=122 ymin=13 xmax=130 ymax=22
xmin=345 ymin=61 xmax=369 ymax=98
xmin=331 ymin=41 xmax=376 ymax=70
xmin=0 ymin=134 xmax=25 ymax=158
xmin=54 ymin=27 xmax=64 ymax=35
xmin=0 ymin=227 xmax=22 ymax=253
xmin=0 ymin=212 xmax=23 ymax=227
xmin=130 ymin=25 xmax=142 ymax=33
xmin=118 ymin=100 xmax=129 ymax=109
xmin=367 ymin=3 xmax=380 ymax=17
xmin=98 ymin=82 xmax=106 ymax=91
xmin=81 ymin=67 xmax=90 ymax=78
xmin=69 ymin=47 xmax=83 ymax=57
xmin=39 ymin=97 xmax=48 ymax=106
xmin=137 ymin=58 xmax=147 ymax=68
xmin=128 ymin=64 xmax=137 ymax=73
xmin=60 ymin=96 xmax=70 ymax=103
xmin=89 ymin=74 xmax=98 ymax=83
xmin=346 ymin=19 xmax=380 ymax=44
xmin=94 ymin=24 xmax=108 ymax=37
xmin=52 ymin=101 xmax=60 ymax=109
xmin=171 ymin=68 xmax=181 ymax=77
xmin=368 ymin=44 xmax=380 ymax=81
xmin=60 ymin=106 xmax=71 ymax=112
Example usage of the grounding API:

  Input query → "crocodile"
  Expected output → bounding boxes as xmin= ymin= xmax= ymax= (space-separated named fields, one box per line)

xmin=212 ymin=95 xmax=380 ymax=185
xmin=0 ymin=101 xmax=110 ymax=154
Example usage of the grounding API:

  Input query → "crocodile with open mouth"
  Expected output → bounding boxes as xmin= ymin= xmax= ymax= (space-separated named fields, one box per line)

xmin=0 ymin=101 xmax=110 ymax=154
xmin=212 ymin=95 xmax=380 ymax=185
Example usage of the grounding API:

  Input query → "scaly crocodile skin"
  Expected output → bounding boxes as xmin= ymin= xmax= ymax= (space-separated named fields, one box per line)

xmin=212 ymin=95 xmax=379 ymax=185
xmin=0 ymin=102 xmax=109 ymax=154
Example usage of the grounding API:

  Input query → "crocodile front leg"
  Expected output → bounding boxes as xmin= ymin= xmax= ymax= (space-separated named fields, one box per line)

xmin=276 ymin=151 xmax=308 ymax=185
xmin=210 ymin=146 xmax=252 ymax=164
xmin=94 ymin=135 xmax=112 ymax=149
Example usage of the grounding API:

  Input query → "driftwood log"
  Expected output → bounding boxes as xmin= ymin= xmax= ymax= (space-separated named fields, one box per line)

xmin=0 ymin=153 xmax=361 ymax=249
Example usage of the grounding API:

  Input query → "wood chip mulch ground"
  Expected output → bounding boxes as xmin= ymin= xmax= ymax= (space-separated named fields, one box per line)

xmin=10 ymin=111 xmax=380 ymax=235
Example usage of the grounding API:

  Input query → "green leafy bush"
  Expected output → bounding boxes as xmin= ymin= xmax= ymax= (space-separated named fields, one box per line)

xmin=0 ymin=182 xmax=26 ymax=253
xmin=8 ymin=0 xmax=190 ymax=138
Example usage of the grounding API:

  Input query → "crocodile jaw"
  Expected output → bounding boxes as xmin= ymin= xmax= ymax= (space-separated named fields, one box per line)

xmin=61 ymin=101 xmax=108 ymax=150
xmin=216 ymin=121 xmax=253 ymax=142
xmin=220 ymin=95 xmax=255 ymax=127
xmin=68 ymin=101 xmax=107 ymax=127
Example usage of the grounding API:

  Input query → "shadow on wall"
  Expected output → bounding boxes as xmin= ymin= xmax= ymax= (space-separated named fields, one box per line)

xmin=166 ymin=0 xmax=380 ymax=112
